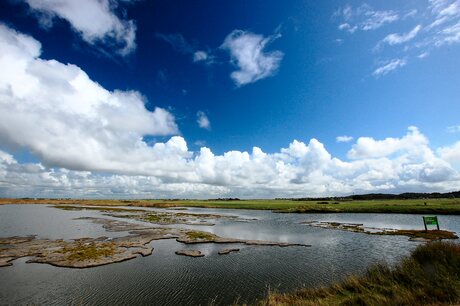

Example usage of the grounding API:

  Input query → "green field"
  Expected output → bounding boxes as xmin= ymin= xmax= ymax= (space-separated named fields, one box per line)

xmin=142 ymin=198 xmax=460 ymax=214
xmin=2 ymin=198 xmax=460 ymax=214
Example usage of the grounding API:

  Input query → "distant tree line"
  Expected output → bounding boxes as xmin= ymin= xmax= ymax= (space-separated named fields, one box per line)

xmin=206 ymin=198 xmax=241 ymax=201
xmin=276 ymin=191 xmax=460 ymax=201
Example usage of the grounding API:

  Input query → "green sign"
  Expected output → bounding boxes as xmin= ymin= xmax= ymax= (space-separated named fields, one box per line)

xmin=424 ymin=216 xmax=438 ymax=225
xmin=423 ymin=216 xmax=440 ymax=230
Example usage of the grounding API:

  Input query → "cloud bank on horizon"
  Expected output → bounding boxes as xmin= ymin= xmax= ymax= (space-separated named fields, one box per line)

xmin=0 ymin=1 xmax=459 ymax=198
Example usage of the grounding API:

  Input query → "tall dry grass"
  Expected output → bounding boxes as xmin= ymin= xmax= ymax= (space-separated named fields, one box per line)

xmin=256 ymin=242 xmax=460 ymax=306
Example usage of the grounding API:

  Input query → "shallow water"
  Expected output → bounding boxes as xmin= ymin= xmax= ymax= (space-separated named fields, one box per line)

xmin=1 ymin=204 xmax=459 ymax=305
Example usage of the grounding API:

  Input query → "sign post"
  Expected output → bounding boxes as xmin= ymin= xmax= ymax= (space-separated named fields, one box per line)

xmin=423 ymin=216 xmax=440 ymax=231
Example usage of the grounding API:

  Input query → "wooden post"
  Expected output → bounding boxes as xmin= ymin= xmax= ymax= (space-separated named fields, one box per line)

xmin=423 ymin=217 xmax=427 ymax=232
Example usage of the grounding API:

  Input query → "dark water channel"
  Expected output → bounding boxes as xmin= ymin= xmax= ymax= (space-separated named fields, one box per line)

xmin=1 ymin=204 xmax=459 ymax=305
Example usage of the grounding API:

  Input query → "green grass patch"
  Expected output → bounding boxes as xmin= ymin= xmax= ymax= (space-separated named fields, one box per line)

xmin=138 ymin=198 xmax=460 ymax=215
xmin=257 ymin=241 xmax=460 ymax=306
xmin=58 ymin=241 xmax=116 ymax=262
xmin=185 ymin=231 xmax=215 ymax=240
xmin=143 ymin=213 xmax=175 ymax=223
xmin=14 ymin=198 xmax=460 ymax=215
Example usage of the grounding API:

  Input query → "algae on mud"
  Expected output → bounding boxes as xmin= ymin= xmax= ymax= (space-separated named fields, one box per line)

xmin=52 ymin=204 xmax=242 ymax=226
xmin=0 ymin=216 xmax=310 ymax=269
xmin=57 ymin=240 xmax=117 ymax=261
xmin=184 ymin=231 xmax=216 ymax=240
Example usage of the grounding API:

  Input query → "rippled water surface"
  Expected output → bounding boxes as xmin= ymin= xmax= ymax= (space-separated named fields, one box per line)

xmin=1 ymin=204 xmax=459 ymax=305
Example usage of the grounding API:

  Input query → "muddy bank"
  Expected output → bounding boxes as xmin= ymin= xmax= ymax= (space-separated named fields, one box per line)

xmin=0 ymin=228 xmax=175 ymax=269
xmin=0 ymin=217 xmax=310 ymax=269
xmin=302 ymin=221 xmax=458 ymax=241
xmin=218 ymin=248 xmax=240 ymax=255
xmin=175 ymin=250 xmax=204 ymax=257
xmin=176 ymin=230 xmax=311 ymax=247
xmin=53 ymin=204 xmax=249 ymax=226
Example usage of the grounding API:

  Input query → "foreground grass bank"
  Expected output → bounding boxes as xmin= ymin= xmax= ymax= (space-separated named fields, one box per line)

xmin=1 ymin=198 xmax=460 ymax=214
xmin=257 ymin=241 xmax=460 ymax=306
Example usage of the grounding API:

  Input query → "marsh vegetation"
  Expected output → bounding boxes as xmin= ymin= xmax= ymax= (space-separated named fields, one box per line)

xmin=3 ymin=197 xmax=460 ymax=215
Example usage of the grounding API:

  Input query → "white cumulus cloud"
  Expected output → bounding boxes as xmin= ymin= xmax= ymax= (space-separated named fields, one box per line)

xmin=193 ymin=51 xmax=208 ymax=62
xmin=221 ymin=30 xmax=284 ymax=86
xmin=1 ymin=25 xmax=460 ymax=199
xmin=0 ymin=23 xmax=178 ymax=174
xmin=348 ymin=127 xmax=427 ymax=159
xmin=1 ymin=125 xmax=460 ymax=198
xmin=196 ymin=111 xmax=211 ymax=130
xmin=439 ymin=141 xmax=460 ymax=167
xmin=1 ymin=125 xmax=459 ymax=198
xmin=24 ymin=0 xmax=137 ymax=55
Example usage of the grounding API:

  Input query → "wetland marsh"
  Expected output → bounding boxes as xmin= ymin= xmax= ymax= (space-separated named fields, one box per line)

xmin=1 ymin=203 xmax=459 ymax=305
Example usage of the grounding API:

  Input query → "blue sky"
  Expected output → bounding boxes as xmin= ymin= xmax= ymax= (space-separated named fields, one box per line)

xmin=0 ymin=0 xmax=459 ymax=198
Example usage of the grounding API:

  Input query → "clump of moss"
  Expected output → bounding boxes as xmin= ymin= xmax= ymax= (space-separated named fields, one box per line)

xmin=143 ymin=213 xmax=174 ymax=223
xmin=185 ymin=231 xmax=215 ymax=240
xmin=259 ymin=241 xmax=460 ymax=306
xmin=58 ymin=241 xmax=116 ymax=262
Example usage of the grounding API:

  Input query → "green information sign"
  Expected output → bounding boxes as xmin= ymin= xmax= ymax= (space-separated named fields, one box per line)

xmin=423 ymin=216 xmax=440 ymax=230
